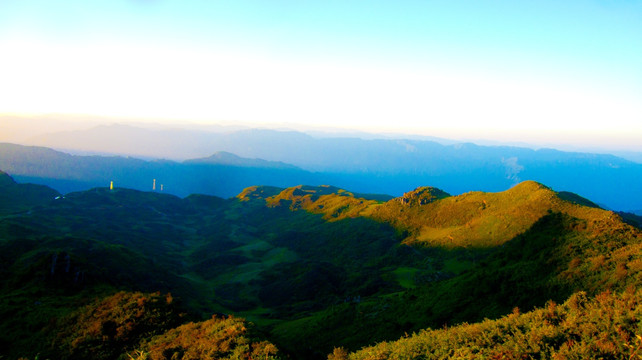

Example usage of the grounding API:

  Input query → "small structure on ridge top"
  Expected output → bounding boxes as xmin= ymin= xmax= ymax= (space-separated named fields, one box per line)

xmin=110 ymin=181 xmax=114 ymax=190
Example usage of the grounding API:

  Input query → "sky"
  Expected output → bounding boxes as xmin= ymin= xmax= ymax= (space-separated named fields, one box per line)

xmin=1 ymin=0 xmax=641 ymax=151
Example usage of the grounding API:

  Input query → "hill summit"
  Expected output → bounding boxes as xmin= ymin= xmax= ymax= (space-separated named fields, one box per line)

xmin=185 ymin=151 xmax=299 ymax=169
xmin=396 ymin=186 xmax=450 ymax=206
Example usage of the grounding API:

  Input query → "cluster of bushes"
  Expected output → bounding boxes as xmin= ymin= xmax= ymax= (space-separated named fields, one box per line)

xmin=134 ymin=315 xmax=280 ymax=360
xmin=52 ymin=291 xmax=183 ymax=359
xmin=17 ymin=291 xmax=282 ymax=360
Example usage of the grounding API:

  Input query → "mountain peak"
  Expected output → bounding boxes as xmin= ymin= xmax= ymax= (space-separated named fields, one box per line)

xmin=204 ymin=151 xmax=242 ymax=161
xmin=508 ymin=180 xmax=550 ymax=193
xmin=397 ymin=186 xmax=450 ymax=206
xmin=185 ymin=151 xmax=298 ymax=169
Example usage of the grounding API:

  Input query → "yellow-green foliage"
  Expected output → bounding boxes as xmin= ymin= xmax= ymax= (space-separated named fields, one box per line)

xmin=346 ymin=289 xmax=642 ymax=360
xmin=265 ymin=185 xmax=381 ymax=221
xmin=236 ymin=186 xmax=284 ymax=202
xmin=48 ymin=291 xmax=281 ymax=360
xmin=371 ymin=180 xmax=622 ymax=248
xmin=328 ymin=207 xmax=642 ymax=359
xmin=550 ymin=212 xmax=642 ymax=293
xmin=137 ymin=315 xmax=281 ymax=360
xmin=246 ymin=181 xmax=626 ymax=249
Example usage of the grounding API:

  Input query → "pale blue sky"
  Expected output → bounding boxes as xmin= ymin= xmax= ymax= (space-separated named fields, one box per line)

xmin=1 ymin=0 xmax=641 ymax=149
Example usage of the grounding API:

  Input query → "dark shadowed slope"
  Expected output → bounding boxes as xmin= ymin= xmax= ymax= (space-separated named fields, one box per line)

xmin=0 ymin=170 xmax=60 ymax=214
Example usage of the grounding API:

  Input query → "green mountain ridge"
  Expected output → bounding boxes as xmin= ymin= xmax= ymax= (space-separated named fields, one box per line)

xmin=1 ymin=173 xmax=641 ymax=359
xmin=237 ymin=181 xmax=616 ymax=249
xmin=0 ymin=170 xmax=60 ymax=215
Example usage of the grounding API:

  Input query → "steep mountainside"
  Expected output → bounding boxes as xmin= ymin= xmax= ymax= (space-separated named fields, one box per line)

xmin=1 ymin=173 xmax=641 ymax=359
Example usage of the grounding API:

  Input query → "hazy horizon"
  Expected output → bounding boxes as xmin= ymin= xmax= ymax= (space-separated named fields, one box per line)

xmin=2 ymin=114 xmax=642 ymax=164
xmin=1 ymin=1 xmax=641 ymax=152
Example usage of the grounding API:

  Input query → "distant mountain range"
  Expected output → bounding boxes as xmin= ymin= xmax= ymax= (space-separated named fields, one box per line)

xmin=0 ymin=142 xmax=318 ymax=198
xmin=2 ymin=121 xmax=642 ymax=211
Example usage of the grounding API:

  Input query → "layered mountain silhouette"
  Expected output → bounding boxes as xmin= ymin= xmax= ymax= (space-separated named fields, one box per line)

xmin=0 ymin=142 xmax=317 ymax=197
xmin=185 ymin=151 xmax=298 ymax=169
xmin=3 ymin=135 xmax=642 ymax=211
xmin=1 ymin=170 xmax=641 ymax=359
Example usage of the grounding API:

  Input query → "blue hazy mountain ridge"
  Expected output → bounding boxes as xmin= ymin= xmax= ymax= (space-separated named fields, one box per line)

xmin=0 ymin=143 xmax=317 ymax=198
xmin=185 ymin=151 xmax=299 ymax=169
xmin=10 ymin=124 xmax=642 ymax=210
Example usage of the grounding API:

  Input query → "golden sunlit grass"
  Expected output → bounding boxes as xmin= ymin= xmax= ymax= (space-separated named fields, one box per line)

xmin=345 ymin=288 xmax=642 ymax=360
xmin=246 ymin=180 xmax=630 ymax=250
xmin=261 ymin=185 xmax=381 ymax=220
xmin=137 ymin=315 xmax=280 ymax=360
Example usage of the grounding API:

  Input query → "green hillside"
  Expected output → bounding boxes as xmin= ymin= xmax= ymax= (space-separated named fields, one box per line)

xmin=0 ymin=170 xmax=60 ymax=215
xmin=1 ymin=173 xmax=641 ymax=359
xmin=270 ymin=208 xmax=642 ymax=357
xmin=370 ymin=180 xmax=610 ymax=247
xmin=345 ymin=288 xmax=642 ymax=359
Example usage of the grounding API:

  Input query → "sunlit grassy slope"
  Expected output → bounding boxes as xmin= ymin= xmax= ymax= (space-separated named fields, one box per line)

xmin=244 ymin=181 xmax=614 ymax=248
xmin=345 ymin=289 xmax=642 ymax=360
xmin=371 ymin=180 xmax=611 ymax=247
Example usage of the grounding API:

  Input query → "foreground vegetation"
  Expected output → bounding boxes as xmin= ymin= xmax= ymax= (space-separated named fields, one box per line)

xmin=344 ymin=289 xmax=642 ymax=359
